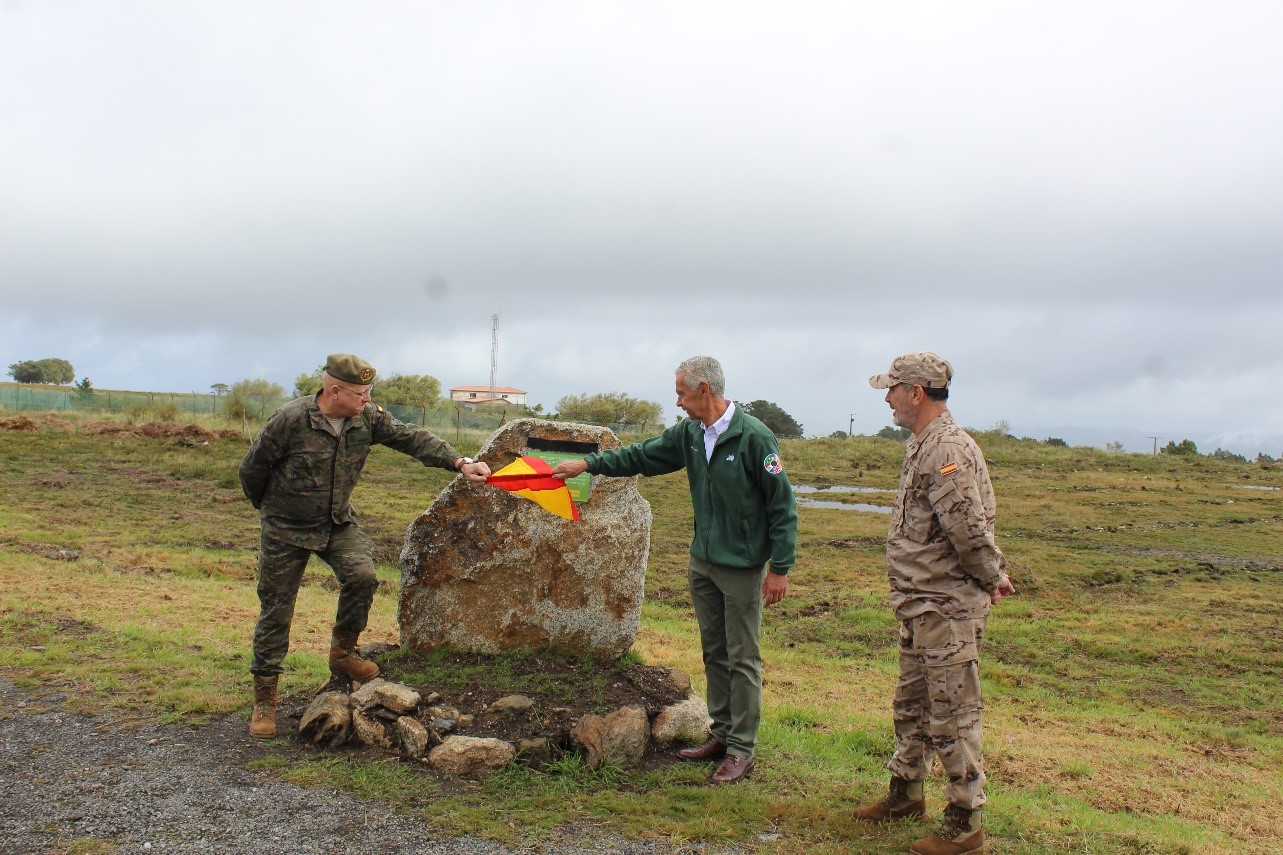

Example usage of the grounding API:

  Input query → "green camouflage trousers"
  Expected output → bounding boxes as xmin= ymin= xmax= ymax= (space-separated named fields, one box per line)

xmin=250 ymin=524 xmax=379 ymax=677
xmin=887 ymin=612 xmax=988 ymax=809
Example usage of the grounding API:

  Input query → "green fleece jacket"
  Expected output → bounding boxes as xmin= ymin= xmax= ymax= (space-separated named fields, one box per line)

xmin=585 ymin=407 xmax=798 ymax=574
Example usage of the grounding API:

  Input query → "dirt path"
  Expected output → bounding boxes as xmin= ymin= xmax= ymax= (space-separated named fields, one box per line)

xmin=0 ymin=679 xmax=733 ymax=855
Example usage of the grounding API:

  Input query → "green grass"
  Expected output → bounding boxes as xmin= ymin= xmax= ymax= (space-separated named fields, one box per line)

xmin=1 ymin=414 xmax=1281 ymax=852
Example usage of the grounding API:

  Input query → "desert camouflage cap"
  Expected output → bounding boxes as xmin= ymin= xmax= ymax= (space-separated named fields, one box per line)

xmin=325 ymin=353 xmax=376 ymax=385
xmin=868 ymin=351 xmax=953 ymax=390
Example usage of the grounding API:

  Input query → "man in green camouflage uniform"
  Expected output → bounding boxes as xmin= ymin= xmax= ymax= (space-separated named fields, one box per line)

xmin=238 ymin=353 xmax=491 ymax=739
xmin=854 ymin=352 xmax=1015 ymax=855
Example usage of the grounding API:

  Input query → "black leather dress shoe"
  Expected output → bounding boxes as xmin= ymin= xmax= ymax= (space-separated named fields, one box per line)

xmin=710 ymin=754 xmax=754 ymax=784
xmin=676 ymin=738 xmax=727 ymax=761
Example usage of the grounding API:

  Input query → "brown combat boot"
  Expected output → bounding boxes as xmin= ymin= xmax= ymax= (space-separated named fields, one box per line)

xmin=249 ymin=675 xmax=278 ymax=739
xmin=909 ymin=803 xmax=984 ymax=855
xmin=852 ymin=776 xmax=926 ymax=822
xmin=328 ymin=632 xmax=380 ymax=682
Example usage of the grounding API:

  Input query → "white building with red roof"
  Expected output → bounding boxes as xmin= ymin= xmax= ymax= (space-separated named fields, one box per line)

xmin=448 ymin=385 xmax=527 ymax=410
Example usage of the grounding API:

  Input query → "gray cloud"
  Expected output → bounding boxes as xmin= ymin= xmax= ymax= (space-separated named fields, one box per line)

xmin=4 ymin=1 xmax=1283 ymax=454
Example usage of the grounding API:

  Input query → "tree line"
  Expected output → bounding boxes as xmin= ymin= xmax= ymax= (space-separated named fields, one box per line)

xmin=7 ymin=354 xmax=1274 ymax=458
xmin=7 ymin=354 xmax=813 ymax=436
xmin=7 ymin=358 xmax=75 ymax=385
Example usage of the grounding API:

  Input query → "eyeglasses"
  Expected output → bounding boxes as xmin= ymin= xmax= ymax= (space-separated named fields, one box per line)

xmin=335 ymin=384 xmax=372 ymax=399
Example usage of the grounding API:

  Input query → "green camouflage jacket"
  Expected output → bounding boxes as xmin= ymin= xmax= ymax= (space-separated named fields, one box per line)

xmin=239 ymin=395 xmax=460 ymax=549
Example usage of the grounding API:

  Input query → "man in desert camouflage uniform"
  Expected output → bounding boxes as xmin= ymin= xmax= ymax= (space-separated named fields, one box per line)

xmin=853 ymin=352 xmax=1015 ymax=855
xmin=238 ymin=353 xmax=491 ymax=739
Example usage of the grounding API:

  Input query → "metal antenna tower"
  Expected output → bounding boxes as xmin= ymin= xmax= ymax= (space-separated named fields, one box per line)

xmin=489 ymin=312 xmax=500 ymax=395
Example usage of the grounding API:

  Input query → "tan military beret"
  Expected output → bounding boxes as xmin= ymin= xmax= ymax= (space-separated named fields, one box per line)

xmin=325 ymin=353 xmax=376 ymax=385
xmin=869 ymin=351 xmax=953 ymax=389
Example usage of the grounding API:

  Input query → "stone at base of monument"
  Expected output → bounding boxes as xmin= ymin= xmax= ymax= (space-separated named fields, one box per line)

xmin=292 ymin=650 xmax=706 ymax=776
xmin=428 ymin=736 xmax=517 ymax=777
xmin=650 ymin=695 xmax=713 ymax=745
xmin=399 ymin=418 xmax=652 ymax=660
xmin=570 ymin=705 xmax=649 ymax=770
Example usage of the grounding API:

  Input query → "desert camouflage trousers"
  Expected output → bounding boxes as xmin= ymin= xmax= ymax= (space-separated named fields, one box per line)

xmin=886 ymin=611 xmax=988 ymax=809
xmin=250 ymin=524 xmax=379 ymax=677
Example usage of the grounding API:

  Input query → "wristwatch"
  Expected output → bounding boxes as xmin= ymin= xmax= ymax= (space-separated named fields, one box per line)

xmin=456 ymin=457 xmax=475 ymax=471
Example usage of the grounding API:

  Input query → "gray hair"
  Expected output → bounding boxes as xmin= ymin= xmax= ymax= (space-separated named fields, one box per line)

xmin=676 ymin=356 xmax=725 ymax=397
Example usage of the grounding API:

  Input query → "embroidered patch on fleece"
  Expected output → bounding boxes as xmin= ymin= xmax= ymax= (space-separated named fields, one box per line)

xmin=763 ymin=452 xmax=784 ymax=475
xmin=939 ymin=461 xmax=958 ymax=477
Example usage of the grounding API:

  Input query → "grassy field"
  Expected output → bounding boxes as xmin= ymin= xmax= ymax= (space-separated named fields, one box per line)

xmin=1 ymin=412 xmax=1280 ymax=853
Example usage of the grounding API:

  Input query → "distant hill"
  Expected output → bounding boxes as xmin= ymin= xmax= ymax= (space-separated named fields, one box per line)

xmin=1007 ymin=424 xmax=1282 ymax=458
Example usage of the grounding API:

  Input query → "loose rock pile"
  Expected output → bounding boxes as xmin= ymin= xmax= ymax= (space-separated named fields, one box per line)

xmin=296 ymin=667 xmax=711 ymax=778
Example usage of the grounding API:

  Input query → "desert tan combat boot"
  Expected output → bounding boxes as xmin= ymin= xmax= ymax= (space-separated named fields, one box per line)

xmin=249 ymin=675 xmax=278 ymax=739
xmin=909 ymin=803 xmax=984 ymax=855
xmin=852 ymin=776 xmax=926 ymax=822
xmin=328 ymin=632 xmax=380 ymax=682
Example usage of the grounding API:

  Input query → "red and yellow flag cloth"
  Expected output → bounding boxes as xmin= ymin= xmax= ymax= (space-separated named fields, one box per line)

xmin=484 ymin=456 xmax=581 ymax=521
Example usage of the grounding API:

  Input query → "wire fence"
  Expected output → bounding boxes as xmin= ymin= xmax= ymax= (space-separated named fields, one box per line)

xmin=0 ymin=385 xmax=225 ymax=417
xmin=0 ymin=385 xmax=511 ymax=427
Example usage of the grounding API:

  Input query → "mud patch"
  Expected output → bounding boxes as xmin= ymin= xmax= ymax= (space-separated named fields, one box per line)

xmin=819 ymin=537 xmax=884 ymax=549
xmin=7 ymin=541 xmax=85 ymax=562
xmin=1083 ymin=557 xmax=1283 ymax=588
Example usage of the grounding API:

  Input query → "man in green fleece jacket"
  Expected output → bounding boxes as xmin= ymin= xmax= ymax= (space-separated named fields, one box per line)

xmin=552 ymin=355 xmax=797 ymax=784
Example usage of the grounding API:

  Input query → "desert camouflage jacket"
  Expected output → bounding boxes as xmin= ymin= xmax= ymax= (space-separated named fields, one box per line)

xmin=886 ymin=411 xmax=1005 ymax=620
xmin=239 ymin=395 xmax=460 ymax=549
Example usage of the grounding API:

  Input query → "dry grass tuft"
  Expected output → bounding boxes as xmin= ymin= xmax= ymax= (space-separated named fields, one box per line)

xmin=0 ymin=414 xmax=40 ymax=431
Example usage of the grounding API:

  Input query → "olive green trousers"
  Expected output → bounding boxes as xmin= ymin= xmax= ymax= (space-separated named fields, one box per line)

xmin=688 ymin=557 xmax=768 ymax=759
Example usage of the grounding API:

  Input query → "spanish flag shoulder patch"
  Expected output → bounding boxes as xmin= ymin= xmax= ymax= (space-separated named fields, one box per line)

xmin=939 ymin=461 xmax=959 ymax=477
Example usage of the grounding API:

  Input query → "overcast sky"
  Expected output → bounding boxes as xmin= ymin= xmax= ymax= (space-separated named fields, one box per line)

xmin=4 ymin=1 xmax=1281 ymax=455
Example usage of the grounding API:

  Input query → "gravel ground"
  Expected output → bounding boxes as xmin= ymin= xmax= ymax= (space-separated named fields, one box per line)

xmin=0 ymin=679 xmax=743 ymax=855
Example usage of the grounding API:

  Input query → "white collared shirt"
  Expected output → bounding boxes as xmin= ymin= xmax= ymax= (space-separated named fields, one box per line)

xmin=703 ymin=401 xmax=736 ymax=462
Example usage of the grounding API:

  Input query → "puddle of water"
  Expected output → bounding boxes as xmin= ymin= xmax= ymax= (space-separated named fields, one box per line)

xmin=793 ymin=484 xmax=893 ymax=494
xmin=1234 ymin=485 xmax=1280 ymax=491
xmin=796 ymin=497 xmax=891 ymax=513
xmin=792 ymin=483 xmax=894 ymax=512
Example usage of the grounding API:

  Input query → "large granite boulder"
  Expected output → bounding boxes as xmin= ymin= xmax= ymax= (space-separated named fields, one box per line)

xmin=399 ymin=418 xmax=652 ymax=660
